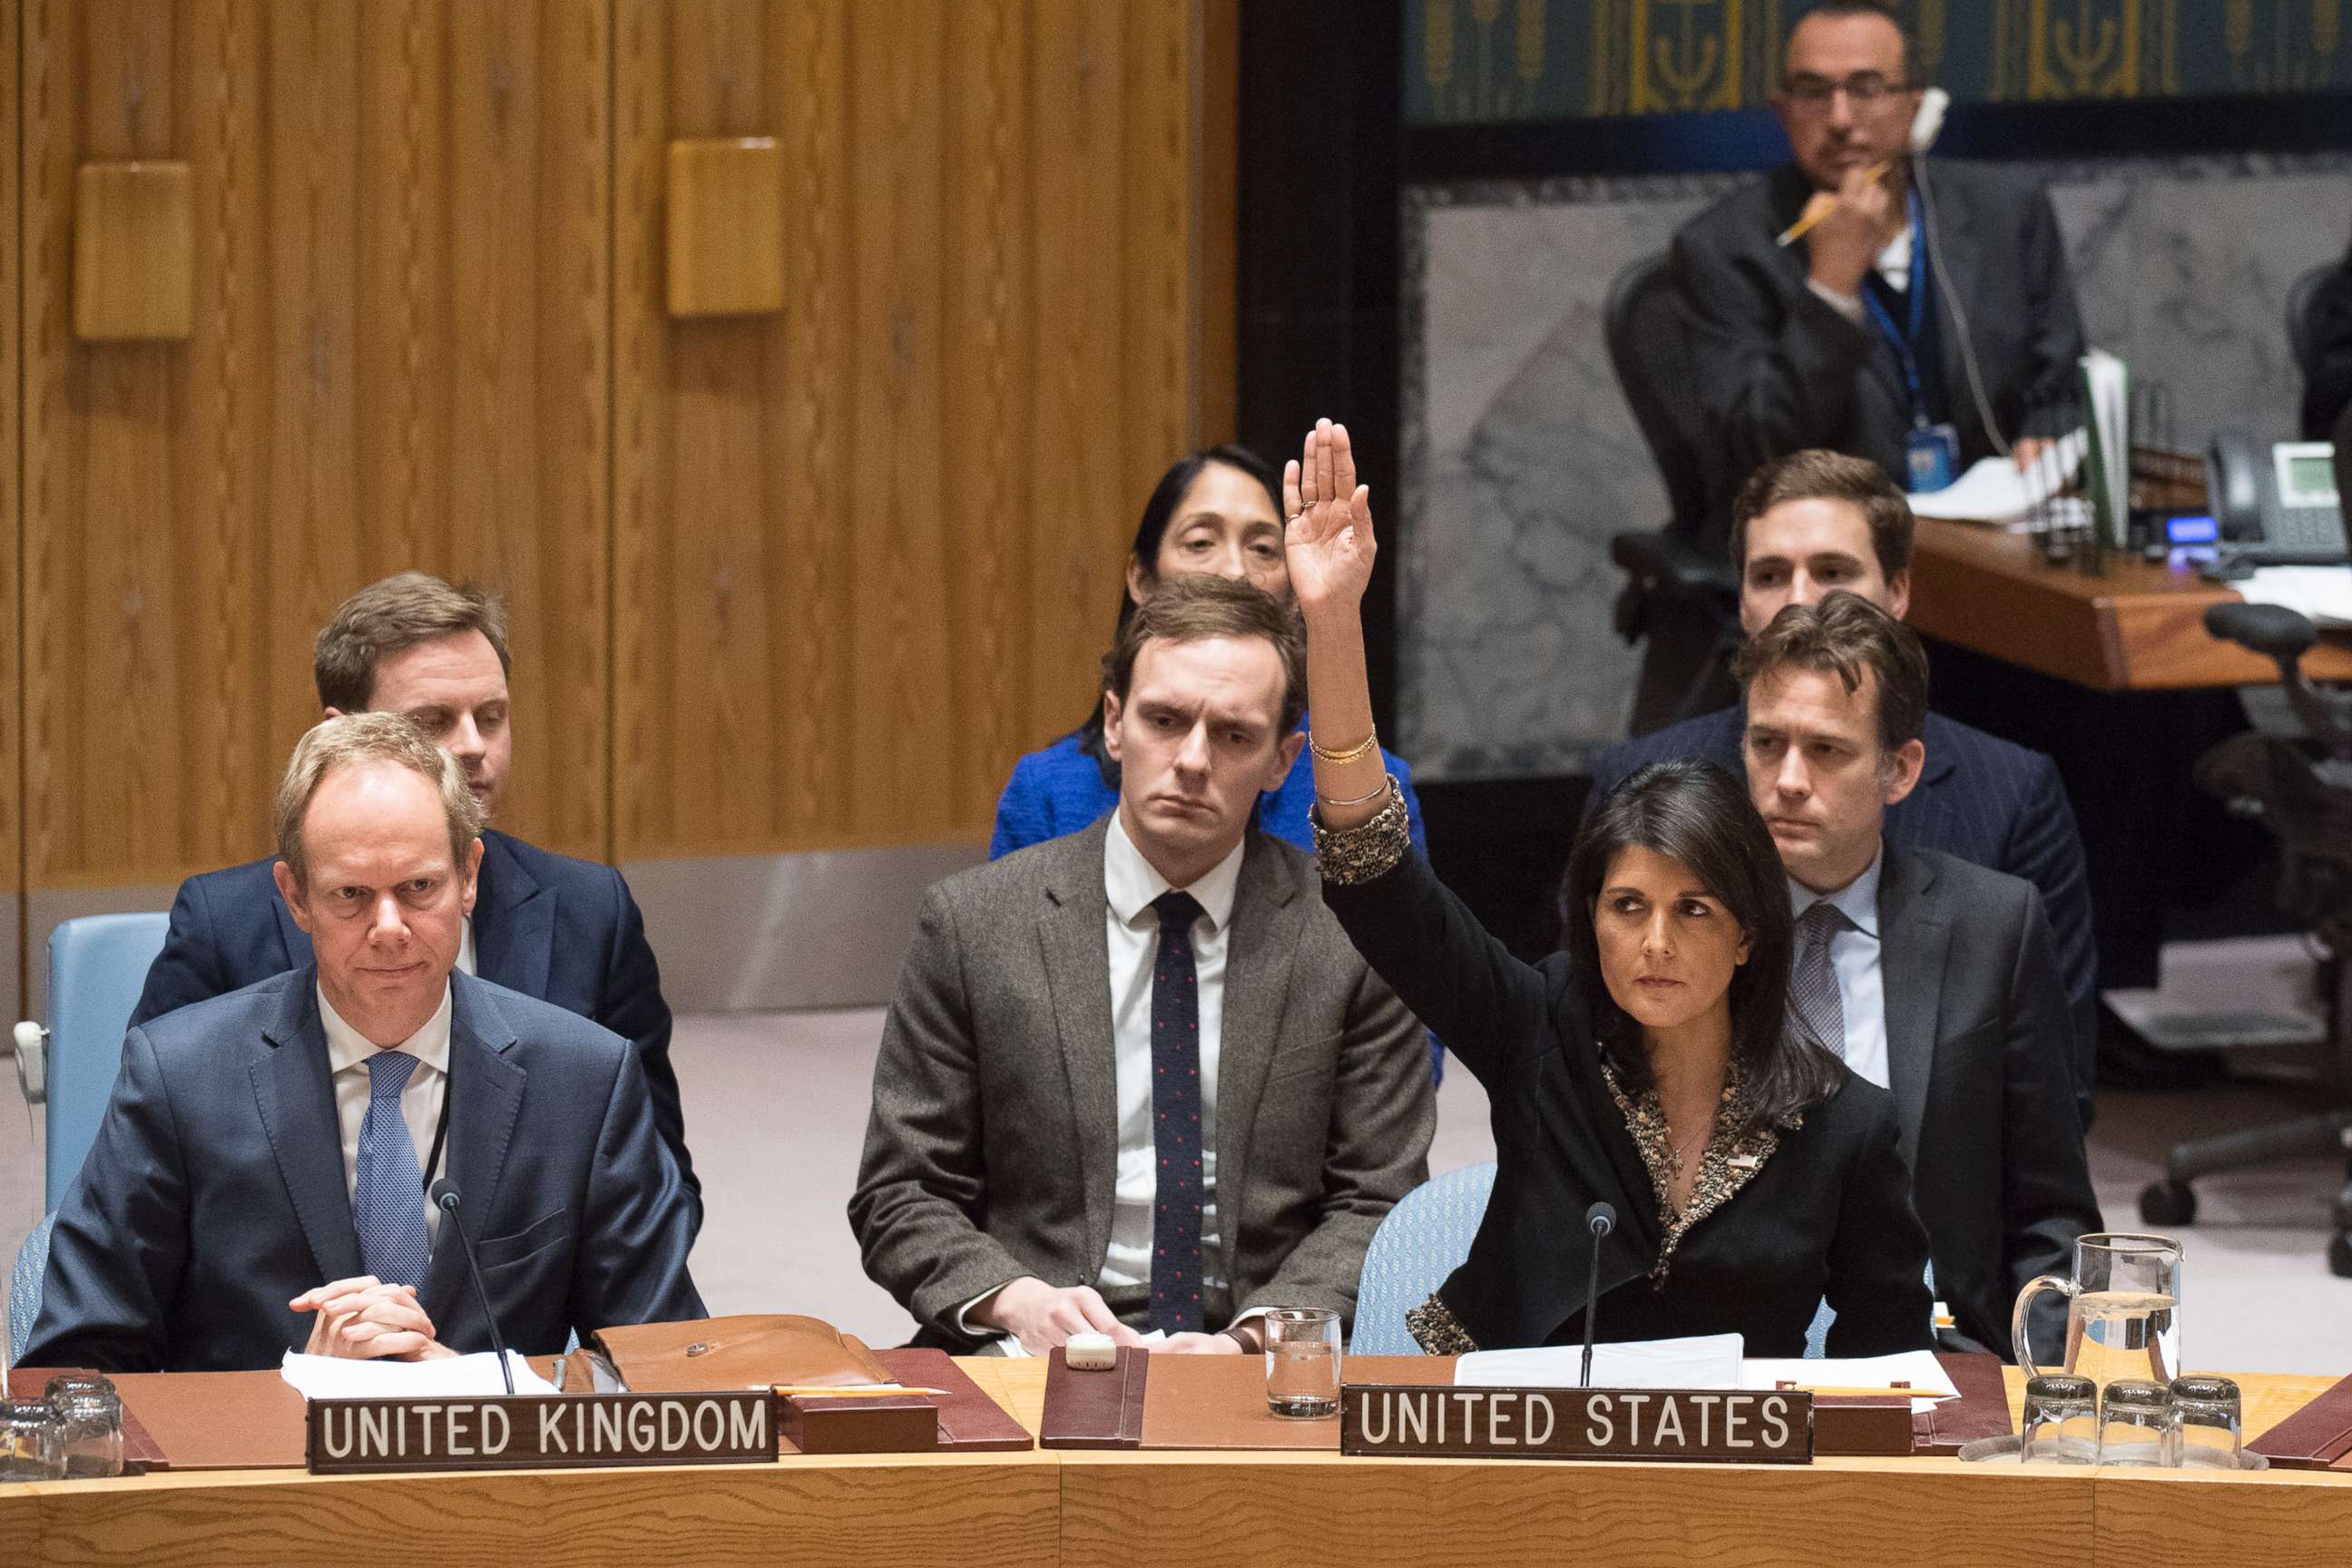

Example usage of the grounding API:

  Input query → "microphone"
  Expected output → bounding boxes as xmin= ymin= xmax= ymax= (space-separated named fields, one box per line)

xmin=430 ymin=1179 xmax=516 ymax=1396
xmin=1580 ymin=1200 xmax=1616 ymax=1388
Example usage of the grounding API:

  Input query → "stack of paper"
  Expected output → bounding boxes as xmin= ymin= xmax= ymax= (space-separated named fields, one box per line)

xmin=2237 ymin=566 xmax=2352 ymax=629
xmin=1908 ymin=429 xmax=2088 ymax=525
xmin=280 ymin=1349 xmax=559 ymax=1399
xmin=1740 ymin=1351 xmax=1961 ymax=1415
xmin=1454 ymin=1333 xmax=1744 ymax=1389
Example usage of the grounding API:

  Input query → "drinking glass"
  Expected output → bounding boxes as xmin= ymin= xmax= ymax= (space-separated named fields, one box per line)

xmin=2013 ymin=1232 xmax=2182 ymax=1387
xmin=0 ymin=1401 xmax=65 ymax=1484
xmin=2098 ymin=1379 xmax=2174 ymax=1467
xmin=44 ymin=1374 xmax=125 ymax=1479
xmin=1262 ymin=1308 xmax=1342 ymax=1419
xmin=2167 ymin=1375 xmax=2244 ymax=1469
xmin=2020 ymin=1374 xmax=2099 ymax=1464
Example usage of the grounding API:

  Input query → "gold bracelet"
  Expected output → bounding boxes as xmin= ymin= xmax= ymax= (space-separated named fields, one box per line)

xmin=1317 ymin=778 xmax=1392 ymax=808
xmin=1308 ymin=729 xmax=1379 ymax=765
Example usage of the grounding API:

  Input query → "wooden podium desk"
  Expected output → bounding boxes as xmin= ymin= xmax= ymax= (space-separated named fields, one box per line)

xmin=4 ymin=1359 xmax=2350 ymax=1568
xmin=1908 ymin=517 xmax=2352 ymax=691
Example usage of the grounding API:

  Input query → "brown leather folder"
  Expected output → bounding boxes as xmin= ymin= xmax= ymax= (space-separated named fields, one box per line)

xmin=1813 ymin=1396 xmax=1916 ymax=1456
xmin=111 ymin=1369 xmax=309 ymax=1471
xmin=8 ymin=1367 xmax=167 ymax=1471
xmin=1040 ymin=1346 xmax=1150 ymax=1449
xmin=591 ymin=1314 xmax=894 ymax=1394
xmin=1910 ymin=1351 xmax=2014 ymax=1455
xmin=872 ymin=1347 xmax=1034 ymax=1453
xmin=2249 ymin=1370 xmax=2352 ymax=1469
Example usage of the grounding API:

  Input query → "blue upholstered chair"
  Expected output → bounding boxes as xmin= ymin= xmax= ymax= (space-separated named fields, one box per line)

xmin=1349 ymin=1161 xmax=1496 ymax=1354
xmin=8 ymin=1211 xmax=55 ymax=1367
xmin=15 ymin=912 xmax=172 ymax=1210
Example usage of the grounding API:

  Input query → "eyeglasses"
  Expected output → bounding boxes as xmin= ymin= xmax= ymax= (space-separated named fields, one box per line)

xmin=1781 ymin=72 xmax=1909 ymax=110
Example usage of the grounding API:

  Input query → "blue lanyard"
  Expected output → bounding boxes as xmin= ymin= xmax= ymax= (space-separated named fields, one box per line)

xmin=1859 ymin=189 xmax=1932 ymax=427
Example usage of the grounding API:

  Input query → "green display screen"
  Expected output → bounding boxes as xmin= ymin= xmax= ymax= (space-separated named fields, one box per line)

xmin=2286 ymin=453 xmax=2337 ymax=501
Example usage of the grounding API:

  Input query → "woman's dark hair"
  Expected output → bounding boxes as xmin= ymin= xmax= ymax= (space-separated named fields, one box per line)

xmin=1562 ymin=759 xmax=1844 ymax=1132
xmin=1076 ymin=445 xmax=1285 ymax=779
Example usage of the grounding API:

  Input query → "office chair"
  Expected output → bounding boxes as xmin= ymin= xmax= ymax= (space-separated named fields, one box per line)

xmin=13 ymin=912 xmax=172 ymax=1210
xmin=2139 ymin=603 xmax=2352 ymax=1276
xmin=1603 ymin=252 xmax=1741 ymax=736
xmin=1350 ymin=1162 xmax=1494 ymax=1354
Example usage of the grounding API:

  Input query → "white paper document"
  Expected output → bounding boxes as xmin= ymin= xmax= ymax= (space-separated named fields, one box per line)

xmin=280 ymin=1349 xmax=558 ymax=1400
xmin=1454 ymin=1333 xmax=1744 ymax=1390
xmin=1906 ymin=428 xmax=2088 ymax=524
xmin=2237 ymin=565 xmax=2352 ymax=628
xmin=1740 ymin=1351 xmax=1961 ymax=1415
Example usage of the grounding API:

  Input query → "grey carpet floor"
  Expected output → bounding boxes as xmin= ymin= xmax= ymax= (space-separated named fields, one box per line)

xmin=6 ymin=1009 xmax=2347 ymax=1374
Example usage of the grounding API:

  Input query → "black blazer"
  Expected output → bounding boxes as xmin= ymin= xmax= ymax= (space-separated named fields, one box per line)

xmin=1669 ymin=160 xmax=2084 ymax=540
xmin=1323 ymin=848 xmax=1931 ymax=1357
xmin=130 ymin=828 xmax=697 ymax=1220
xmin=1879 ymin=844 xmax=2102 ymax=1359
xmin=1592 ymin=703 xmax=2098 ymax=1130
xmin=26 ymin=969 xmax=703 ymax=1372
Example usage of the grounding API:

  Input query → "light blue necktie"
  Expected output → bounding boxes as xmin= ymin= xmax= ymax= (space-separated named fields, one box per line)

xmin=354 ymin=1052 xmax=432 ymax=1288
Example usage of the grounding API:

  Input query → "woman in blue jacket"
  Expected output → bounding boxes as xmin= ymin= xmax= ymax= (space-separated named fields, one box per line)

xmin=990 ymin=444 xmax=1426 ymax=859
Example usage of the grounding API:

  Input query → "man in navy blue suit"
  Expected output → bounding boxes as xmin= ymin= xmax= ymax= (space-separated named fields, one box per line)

xmin=131 ymin=572 xmax=697 ymax=1221
xmin=26 ymin=715 xmax=702 ymax=1371
xmin=1591 ymin=451 xmax=2097 ymax=1122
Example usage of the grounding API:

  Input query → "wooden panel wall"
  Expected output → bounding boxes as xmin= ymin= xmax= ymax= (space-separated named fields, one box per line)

xmin=18 ymin=0 xmax=610 ymax=889
xmin=612 ymin=0 xmax=1206 ymax=858
xmin=9 ymin=0 xmax=1220 ymax=962
xmin=3 ymin=0 xmax=22 ymax=918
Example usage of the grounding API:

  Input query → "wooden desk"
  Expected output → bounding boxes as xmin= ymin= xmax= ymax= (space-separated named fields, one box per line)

xmin=1908 ymin=517 xmax=2352 ymax=691
xmin=5 ymin=1359 xmax=2349 ymax=1568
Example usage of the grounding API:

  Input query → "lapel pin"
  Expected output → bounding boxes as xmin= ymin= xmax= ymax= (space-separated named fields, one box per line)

xmin=1728 ymin=1153 xmax=1761 ymax=1171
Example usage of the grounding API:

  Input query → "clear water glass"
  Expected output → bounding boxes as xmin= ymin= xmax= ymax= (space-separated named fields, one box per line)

xmin=1262 ymin=1307 xmax=1342 ymax=1419
xmin=44 ymin=1373 xmax=125 ymax=1479
xmin=0 ymin=1401 xmax=65 ymax=1484
xmin=2167 ymin=1375 xmax=2243 ymax=1469
xmin=2099 ymin=1379 xmax=2175 ymax=1467
xmin=2021 ymin=1373 xmax=2099 ymax=1464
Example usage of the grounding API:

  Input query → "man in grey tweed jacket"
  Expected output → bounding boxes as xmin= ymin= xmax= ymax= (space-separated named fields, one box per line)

xmin=851 ymin=576 xmax=1434 ymax=1356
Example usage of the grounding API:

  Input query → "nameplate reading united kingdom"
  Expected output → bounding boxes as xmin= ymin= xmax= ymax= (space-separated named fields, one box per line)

xmin=1340 ymin=1384 xmax=1813 ymax=1464
xmin=307 ymin=1392 xmax=776 ymax=1475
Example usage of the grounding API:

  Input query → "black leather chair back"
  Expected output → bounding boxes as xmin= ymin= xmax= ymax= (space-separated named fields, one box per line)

xmin=1603 ymin=251 xmax=1713 ymax=541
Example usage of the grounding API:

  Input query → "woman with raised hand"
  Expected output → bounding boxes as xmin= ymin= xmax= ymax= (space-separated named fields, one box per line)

xmin=1286 ymin=417 xmax=1929 ymax=1355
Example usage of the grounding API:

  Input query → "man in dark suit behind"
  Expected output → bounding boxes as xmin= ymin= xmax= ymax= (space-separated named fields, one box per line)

xmin=132 ymin=572 xmax=696 ymax=1222
xmin=1592 ymin=451 xmax=2098 ymax=1126
xmin=26 ymin=714 xmax=701 ymax=1372
xmin=1734 ymin=592 xmax=2099 ymax=1359
xmin=851 ymin=575 xmax=1434 ymax=1356
xmin=1670 ymin=2 xmax=2083 ymax=517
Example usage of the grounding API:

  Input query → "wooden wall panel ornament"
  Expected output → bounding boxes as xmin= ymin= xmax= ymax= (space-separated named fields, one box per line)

xmin=666 ymin=138 xmax=788 ymax=317
xmin=72 ymin=161 xmax=196 ymax=340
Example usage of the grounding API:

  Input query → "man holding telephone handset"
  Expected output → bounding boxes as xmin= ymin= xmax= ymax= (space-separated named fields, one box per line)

xmin=1669 ymin=1 xmax=2085 ymax=510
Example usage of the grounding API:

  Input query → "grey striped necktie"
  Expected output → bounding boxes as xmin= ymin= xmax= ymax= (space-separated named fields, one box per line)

xmin=1790 ymin=900 xmax=1848 ymax=1057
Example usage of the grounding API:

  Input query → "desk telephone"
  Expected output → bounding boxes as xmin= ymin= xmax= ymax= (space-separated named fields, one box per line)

xmin=2204 ymin=430 xmax=2348 ymax=565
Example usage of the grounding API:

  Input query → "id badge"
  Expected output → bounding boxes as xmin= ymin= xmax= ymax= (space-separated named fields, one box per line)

xmin=1905 ymin=422 xmax=1961 ymax=493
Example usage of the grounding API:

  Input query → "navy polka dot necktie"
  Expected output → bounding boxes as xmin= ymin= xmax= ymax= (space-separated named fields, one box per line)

xmin=1149 ymin=889 xmax=1206 ymax=1335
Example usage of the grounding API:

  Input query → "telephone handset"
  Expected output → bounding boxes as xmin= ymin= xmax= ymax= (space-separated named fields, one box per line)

xmin=2205 ymin=429 xmax=2349 ymax=565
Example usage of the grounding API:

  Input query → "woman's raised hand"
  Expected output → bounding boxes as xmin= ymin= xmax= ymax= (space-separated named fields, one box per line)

xmin=1283 ymin=418 xmax=1377 ymax=618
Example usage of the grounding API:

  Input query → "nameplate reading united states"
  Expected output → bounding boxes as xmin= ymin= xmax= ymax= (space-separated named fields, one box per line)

xmin=307 ymin=1392 xmax=776 ymax=1475
xmin=1340 ymin=1384 xmax=1813 ymax=1464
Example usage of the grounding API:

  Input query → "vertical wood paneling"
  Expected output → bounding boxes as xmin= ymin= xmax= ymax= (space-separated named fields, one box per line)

xmin=612 ymin=0 xmax=1211 ymax=860
xmin=1 ymin=0 xmax=20 ymax=919
xmin=19 ymin=0 xmax=610 ymax=890
xmin=11 ymin=0 xmax=1225 ymax=902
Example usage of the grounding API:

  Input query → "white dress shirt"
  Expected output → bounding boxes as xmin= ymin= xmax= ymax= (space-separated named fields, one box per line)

xmin=1097 ymin=810 xmax=1244 ymax=1296
xmin=1787 ymin=842 xmax=1889 ymax=1090
xmin=320 ymin=976 xmax=457 ymax=1248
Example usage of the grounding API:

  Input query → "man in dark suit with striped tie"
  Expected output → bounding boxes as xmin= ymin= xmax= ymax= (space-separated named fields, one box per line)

xmin=850 ymin=575 xmax=1434 ymax=1356
xmin=1732 ymin=591 xmax=2099 ymax=1360
xmin=1590 ymin=450 xmax=2098 ymax=1126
